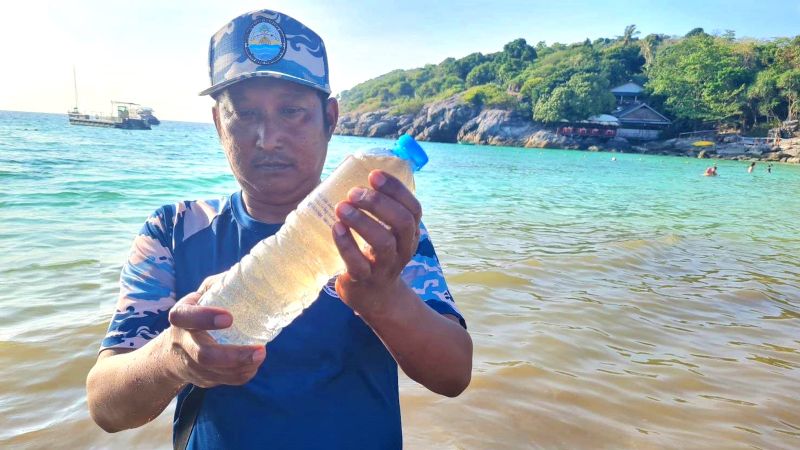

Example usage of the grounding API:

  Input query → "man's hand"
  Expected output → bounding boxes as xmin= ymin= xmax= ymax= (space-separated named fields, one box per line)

xmin=87 ymin=276 xmax=268 ymax=433
xmin=330 ymin=169 xmax=472 ymax=397
xmin=165 ymin=279 xmax=266 ymax=388
xmin=332 ymin=169 xmax=421 ymax=319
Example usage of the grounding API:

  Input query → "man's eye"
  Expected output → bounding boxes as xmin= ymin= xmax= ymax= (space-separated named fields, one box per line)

xmin=282 ymin=107 xmax=304 ymax=116
xmin=234 ymin=110 xmax=259 ymax=120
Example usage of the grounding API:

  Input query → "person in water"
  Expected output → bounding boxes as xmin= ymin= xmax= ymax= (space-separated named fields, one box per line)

xmin=748 ymin=161 xmax=756 ymax=173
xmin=86 ymin=10 xmax=472 ymax=449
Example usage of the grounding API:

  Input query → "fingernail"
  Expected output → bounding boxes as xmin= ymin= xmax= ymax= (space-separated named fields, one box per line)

xmin=251 ymin=347 xmax=266 ymax=363
xmin=333 ymin=222 xmax=347 ymax=236
xmin=213 ymin=314 xmax=232 ymax=328
xmin=372 ymin=171 xmax=386 ymax=187
xmin=339 ymin=203 xmax=356 ymax=217
xmin=349 ymin=187 xmax=367 ymax=202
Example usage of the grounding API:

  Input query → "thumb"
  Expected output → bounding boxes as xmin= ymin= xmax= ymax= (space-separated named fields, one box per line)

xmin=169 ymin=291 xmax=232 ymax=331
xmin=179 ymin=291 xmax=203 ymax=306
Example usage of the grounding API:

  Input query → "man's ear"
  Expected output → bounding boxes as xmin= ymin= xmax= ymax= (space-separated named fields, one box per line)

xmin=212 ymin=104 xmax=222 ymax=137
xmin=325 ymin=97 xmax=339 ymax=139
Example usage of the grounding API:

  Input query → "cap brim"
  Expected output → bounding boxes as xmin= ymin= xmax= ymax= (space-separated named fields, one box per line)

xmin=199 ymin=71 xmax=331 ymax=96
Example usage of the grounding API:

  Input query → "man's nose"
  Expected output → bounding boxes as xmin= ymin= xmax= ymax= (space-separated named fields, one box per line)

xmin=255 ymin=116 xmax=282 ymax=151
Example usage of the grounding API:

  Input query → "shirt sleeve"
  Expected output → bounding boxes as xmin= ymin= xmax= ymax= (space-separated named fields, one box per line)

xmin=100 ymin=206 xmax=177 ymax=350
xmin=400 ymin=222 xmax=466 ymax=329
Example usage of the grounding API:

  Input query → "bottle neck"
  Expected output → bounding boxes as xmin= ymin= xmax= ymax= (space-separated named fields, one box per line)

xmin=358 ymin=147 xmax=416 ymax=171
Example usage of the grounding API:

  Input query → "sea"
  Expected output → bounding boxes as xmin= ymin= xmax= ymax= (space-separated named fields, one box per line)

xmin=1 ymin=110 xmax=799 ymax=449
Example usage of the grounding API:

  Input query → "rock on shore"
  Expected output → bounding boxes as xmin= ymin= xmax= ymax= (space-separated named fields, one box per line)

xmin=334 ymin=94 xmax=798 ymax=163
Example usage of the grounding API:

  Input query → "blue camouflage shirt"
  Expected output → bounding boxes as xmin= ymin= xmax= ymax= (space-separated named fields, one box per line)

xmin=101 ymin=191 xmax=464 ymax=449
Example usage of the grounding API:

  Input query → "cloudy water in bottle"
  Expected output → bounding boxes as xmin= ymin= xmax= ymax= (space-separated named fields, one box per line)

xmin=199 ymin=135 xmax=428 ymax=345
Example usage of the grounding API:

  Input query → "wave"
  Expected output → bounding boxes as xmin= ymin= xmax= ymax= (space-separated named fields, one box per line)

xmin=2 ymin=258 xmax=100 ymax=274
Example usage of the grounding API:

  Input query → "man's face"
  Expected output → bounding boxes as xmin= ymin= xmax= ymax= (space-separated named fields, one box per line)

xmin=213 ymin=77 xmax=337 ymax=208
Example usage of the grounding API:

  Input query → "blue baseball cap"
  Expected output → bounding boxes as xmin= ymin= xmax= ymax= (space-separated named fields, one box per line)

xmin=200 ymin=10 xmax=330 ymax=96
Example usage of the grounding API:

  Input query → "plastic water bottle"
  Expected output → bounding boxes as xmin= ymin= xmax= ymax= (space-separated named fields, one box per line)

xmin=199 ymin=135 xmax=428 ymax=345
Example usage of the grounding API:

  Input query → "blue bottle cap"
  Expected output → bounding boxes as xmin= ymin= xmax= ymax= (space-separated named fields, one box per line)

xmin=392 ymin=134 xmax=428 ymax=171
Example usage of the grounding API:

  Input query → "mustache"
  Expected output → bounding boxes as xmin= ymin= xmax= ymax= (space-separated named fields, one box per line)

xmin=252 ymin=156 xmax=294 ymax=166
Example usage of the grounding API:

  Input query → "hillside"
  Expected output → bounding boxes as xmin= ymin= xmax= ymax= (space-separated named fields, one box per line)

xmin=337 ymin=27 xmax=800 ymax=137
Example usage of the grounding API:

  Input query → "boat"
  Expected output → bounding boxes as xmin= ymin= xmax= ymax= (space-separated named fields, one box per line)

xmin=136 ymin=106 xmax=160 ymax=125
xmin=68 ymin=101 xmax=152 ymax=130
xmin=67 ymin=68 xmax=152 ymax=130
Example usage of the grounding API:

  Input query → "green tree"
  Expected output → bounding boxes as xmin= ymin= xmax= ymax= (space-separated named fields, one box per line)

xmin=466 ymin=62 xmax=497 ymax=87
xmin=496 ymin=59 xmax=526 ymax=83
xmin=389 ymin=81 xmax=414 ymax=98
xmin=532 ymin=73 xmax=616 ymax=122
xmin=639 ymin=34 xmax=665 ymax=68
xmin=416 ymin=75 xmax=464 ymax=98
xmin=775 ymin=37 xmax=800 ymax=120
xmin=601 ymin=45 xmax=645 ymax=86
xmin=462 ymin=84 xmax=518 ymax=109
xmin=747 ymin=70 xmax=779 ymax=125
xmin=685 ymin=27 xmax=706 ymax=38
xmin=453 ymin=52 xmax=488 ymax=79
xmin=502 ymin=38 xmax=538 ymax=62
xmin=620 ymin=24 xmax=640 ymax=46
xmin=778 ymin=69 xmax=800 ymax=120
xmin=646 ymin=35 xmax=751 ymax=123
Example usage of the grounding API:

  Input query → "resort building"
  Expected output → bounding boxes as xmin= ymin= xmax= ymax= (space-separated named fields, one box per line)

xmin=610 ymin=82 xmax=671 ymax=140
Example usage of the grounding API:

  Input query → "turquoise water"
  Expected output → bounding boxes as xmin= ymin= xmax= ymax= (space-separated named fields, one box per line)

xmin=1 ymin=110 xmax=799 ymax=449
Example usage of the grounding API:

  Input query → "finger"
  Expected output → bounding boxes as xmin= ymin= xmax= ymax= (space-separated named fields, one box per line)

xmin=335 ymin=202 xmax=397 ymax=263
xmin=203 ymin=367 xmax=259 ymax=387
xmin=169 ymin=294 xmax=233 ymax=331
xmin=230 ymin=367 xmax=262 ymax=386
xmin=198 ymin=273 xmax=225 ymax=294
xmin=179 ymin=291 xmax=202 ymax=306
xmin=346 ymin=186 xmax=418 ymax=260
xmin=189 ymin=359 xmax=263 ymax=387
xmin=332 ymin=221 xmax=372 ymax=281
xmin=369 ymin=170 xmax=422 ymax=224
xmin=192 ymin=342 xmax=266 ymax=369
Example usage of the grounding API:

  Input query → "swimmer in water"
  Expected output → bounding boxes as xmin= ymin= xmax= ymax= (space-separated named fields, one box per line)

xmin=748 ymin=161 xmax=756 ymax=173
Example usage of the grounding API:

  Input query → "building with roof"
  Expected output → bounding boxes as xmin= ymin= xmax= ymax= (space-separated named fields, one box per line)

xmin=609 ymin=82 xmax=671 ymax=140
xmin=611 ymin=82 xmax=645 ymax=105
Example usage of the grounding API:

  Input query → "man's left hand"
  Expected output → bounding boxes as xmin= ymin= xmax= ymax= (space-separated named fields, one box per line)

xmin=332 ymin=169 xmax=421 ymax=319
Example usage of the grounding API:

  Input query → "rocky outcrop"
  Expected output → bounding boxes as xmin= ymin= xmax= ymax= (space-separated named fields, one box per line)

xmin=523 ymin=129 xmax=574 ymax=148
xmin=335 ymin=109 xmax=410 ymax=138
xmin=337 ymin=104 xmax=634 ymax=151
xmin=638 ymin=137 xmax=796 ymax=161
xmin=335 ymin=95 xmax=480 ymax=143
xmin=458 ymin=109 xmax=542 ymax=146
xmin=404 ymin=96 xmax=480 ymax=143
xmin=334 ymin=99 xmax=800 ymax=164
xmin=777 ymin=138 xmax=800 ymax=157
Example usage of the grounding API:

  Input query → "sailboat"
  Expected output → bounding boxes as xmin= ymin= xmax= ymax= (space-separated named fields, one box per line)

xmin=67 ymin=67 xmax=151 ymax=130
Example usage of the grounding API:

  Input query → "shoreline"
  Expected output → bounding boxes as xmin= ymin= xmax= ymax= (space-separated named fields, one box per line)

xmin=335 ymin=98 xmax=800 ymax=164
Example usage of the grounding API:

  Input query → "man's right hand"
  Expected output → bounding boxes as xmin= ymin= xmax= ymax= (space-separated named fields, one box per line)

xmin=87 ymin=278 xmax=267 ymax=433
xmin=165 ymin=289 xmax=266 ymax=388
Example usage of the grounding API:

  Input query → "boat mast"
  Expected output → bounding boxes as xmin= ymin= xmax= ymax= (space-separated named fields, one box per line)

xmin=72 ymin=66 xmax=79 ymax=111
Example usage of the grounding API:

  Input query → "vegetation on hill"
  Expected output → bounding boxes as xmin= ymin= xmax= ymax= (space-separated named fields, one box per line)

xmin=337 ymin=27 xmax=800 ymax=133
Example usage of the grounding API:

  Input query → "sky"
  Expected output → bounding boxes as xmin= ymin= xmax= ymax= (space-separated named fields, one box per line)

xmin=1 ymin=0 xmax=798 ymax=123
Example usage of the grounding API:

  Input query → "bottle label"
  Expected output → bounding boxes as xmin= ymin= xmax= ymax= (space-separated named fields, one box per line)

xmin=304 ymin=191 xmax=338 ymax=227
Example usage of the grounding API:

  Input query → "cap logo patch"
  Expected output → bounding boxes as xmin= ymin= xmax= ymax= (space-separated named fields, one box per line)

xmin=244 ymin=19 xmax=286 ymax=65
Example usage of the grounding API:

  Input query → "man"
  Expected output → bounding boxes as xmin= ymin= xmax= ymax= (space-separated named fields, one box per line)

xmin=86 ymin=9 xmax=472 ymax=449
